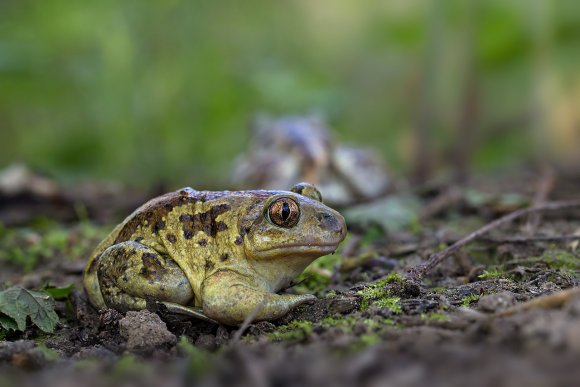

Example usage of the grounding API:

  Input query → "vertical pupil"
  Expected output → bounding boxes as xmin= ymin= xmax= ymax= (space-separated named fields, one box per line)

xmin=281 ymin=202 xmax=290 ymax=221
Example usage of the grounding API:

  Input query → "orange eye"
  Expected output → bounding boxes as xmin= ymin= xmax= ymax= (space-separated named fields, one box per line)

xmin=268 ymin=198 xmax=300 ymax=227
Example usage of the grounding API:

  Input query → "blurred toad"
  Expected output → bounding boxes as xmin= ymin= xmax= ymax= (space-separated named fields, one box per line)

xmin=232 ymin=115 xmax=390 ymax=206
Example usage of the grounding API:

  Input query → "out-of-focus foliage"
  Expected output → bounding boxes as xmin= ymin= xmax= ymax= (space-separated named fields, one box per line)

xmin=1 ymin=0 xmax=579 ymax=186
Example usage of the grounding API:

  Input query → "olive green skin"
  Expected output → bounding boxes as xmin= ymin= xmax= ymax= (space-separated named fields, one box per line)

xmin=83 ymin=183 xmax=346 ymax=325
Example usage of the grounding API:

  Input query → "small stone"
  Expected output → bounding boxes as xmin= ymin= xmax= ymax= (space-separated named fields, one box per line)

xmin=119 ymin=310 xmax=177 ymax=354
xmin=478 ymin=291 xmax=516 ymax=313
xmin=328 ymin=296 xmax=358 ymax=315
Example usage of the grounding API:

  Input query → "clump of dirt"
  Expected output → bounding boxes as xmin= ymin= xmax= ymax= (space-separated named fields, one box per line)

xmin=119 ymin=310 xmax=177 ymax=355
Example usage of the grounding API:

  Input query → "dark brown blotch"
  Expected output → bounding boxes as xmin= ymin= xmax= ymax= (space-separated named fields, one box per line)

xmin=220 ymin=253 xmax=229 ymax=262
xmin=140 ymin=252 xmax=166 ymax=282
xmin=166 ymin=233 xmax=177 ymax=243
xmin=152 ymin=220 xmax=166 ymax=234
xmin=198 ymin=239 xmax=208 ymax=247
xmin=205 ymin=258 xmax=215 ymax=271
xmin=179 ymin=204 xmax=231 ymax=239
xmin=240 ymin=226 xmax=250 ymax=237
xmin=234 ymin=236 xmax=243 ymax=245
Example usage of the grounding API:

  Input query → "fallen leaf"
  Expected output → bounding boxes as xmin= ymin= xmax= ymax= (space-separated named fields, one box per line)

xmin=43 ymin=284 xmax=75 ymax=300
xmin=0 ymin=287 xmax=59 ymax=333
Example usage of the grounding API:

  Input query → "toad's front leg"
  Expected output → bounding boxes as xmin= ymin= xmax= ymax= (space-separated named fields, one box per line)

xmin=201 ymin=270 xmax=316 ymax=326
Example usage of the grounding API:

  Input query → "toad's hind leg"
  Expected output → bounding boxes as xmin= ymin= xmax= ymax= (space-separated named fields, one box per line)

xmin=97 ymin=241 xmax=195 ymax=313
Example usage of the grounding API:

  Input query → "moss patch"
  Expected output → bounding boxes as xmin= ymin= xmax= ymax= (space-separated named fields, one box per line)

xmin=268 ymin=320 xmax=314 ymax=342
xmin=357 ymin=273 xmax=405 ymax=311
xmin=420 ymin=311 xmax=450 ymax=322
xmin=462 ymin=294 xmax=480 ymax=307
xmin=478 ymin=268 xmax=504 ymax=280
xmin=529 ymin=250 xmax=580 ymax=271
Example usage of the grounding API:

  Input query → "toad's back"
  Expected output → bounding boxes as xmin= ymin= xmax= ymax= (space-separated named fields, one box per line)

xmin=83 ymin=187 xmax=272 ymax=307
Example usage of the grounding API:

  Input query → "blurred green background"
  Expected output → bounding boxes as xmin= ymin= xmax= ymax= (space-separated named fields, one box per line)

xmin=1 ymin=0 xmax=579 ymax=187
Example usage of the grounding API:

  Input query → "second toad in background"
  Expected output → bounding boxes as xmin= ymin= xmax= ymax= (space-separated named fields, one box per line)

xmin=232 ymin=115 xmax=391 ymax=207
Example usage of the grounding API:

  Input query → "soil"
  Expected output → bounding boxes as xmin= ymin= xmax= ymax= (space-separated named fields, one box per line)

xmin=1 ymin=168 xmax=580 ymax=387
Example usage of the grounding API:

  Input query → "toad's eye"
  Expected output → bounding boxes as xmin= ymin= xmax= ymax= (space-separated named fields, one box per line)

xmin=268 ymin=198 xmax=300 ymax=228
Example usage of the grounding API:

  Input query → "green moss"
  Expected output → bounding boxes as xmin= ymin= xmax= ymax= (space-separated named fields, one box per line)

xmin=178 ymin=336 xmax=211 ymax=376
xmin=362 ymin=318 xmax=380 ymax=330
xmin=358 ymin=334 xmax=380 ymax=347
xmin=270 ymin=316 xmax=362 ymax=342
xmin=356 ymin=273 xmax=404 ymax=311
xmin=478 ymin=269 xmax=504 ymax=279
xmin=357 ymin=286 xmax=388 ymax=310
xmin=319 ymin=316 xmax=356 ymax=331
xmin=374 ymin=297 xmax=402 ymax=314
xmin=530 ymin=250 xmax=580 ymax=271
xmin=420 ymin=311 xmax=450 ymax=322
xmin=268 ymin=320 xmax=314 ymax=342
xmin=384 ymin=273 xmax=404 ymax=283
xmin=462 ymin=294 xmax=480 ymax=307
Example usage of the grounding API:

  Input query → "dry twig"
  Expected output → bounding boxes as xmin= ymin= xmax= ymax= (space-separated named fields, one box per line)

xmin=524 ymin=166 xmax=557 ymax=234
xmin=496 ymin=286 xmax=580 ymax=317
xmin=407 ymin=199 xmax=580 ymax=280
xmin=480 ymin=234 xmax=580 ymax=244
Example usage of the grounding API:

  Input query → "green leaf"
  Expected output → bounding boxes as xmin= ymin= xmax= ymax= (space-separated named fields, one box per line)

xmin=0 ymin=315 xmax=18 ymax=331
xmin=0 ymin=287 xmax=59 ymax=333
xmin=43 ymin=284 xmax=74 ymax=300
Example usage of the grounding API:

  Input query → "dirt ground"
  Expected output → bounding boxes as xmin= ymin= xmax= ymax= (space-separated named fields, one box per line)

xmin=1 ymin=168 xmax=580 ymax=387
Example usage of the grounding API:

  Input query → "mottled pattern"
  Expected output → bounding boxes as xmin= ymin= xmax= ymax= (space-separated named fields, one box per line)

xmin=179 ymin=203 xmax=231 ymax=239
xmin=141 ymin=252 xmax=166 ymax=283
xmin=113 ymin=189 xmax=230 ymax=244
xmin=83 ymin=184 xmax=347 ymax=325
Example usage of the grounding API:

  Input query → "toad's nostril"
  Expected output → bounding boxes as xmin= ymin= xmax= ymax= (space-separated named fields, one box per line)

xmin=317 ymin=212 xmax=344 ymax=234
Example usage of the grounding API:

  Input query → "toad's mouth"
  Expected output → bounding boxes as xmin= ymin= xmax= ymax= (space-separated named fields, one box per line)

xmin=251 ymin=243 xmax=339 ymax=258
